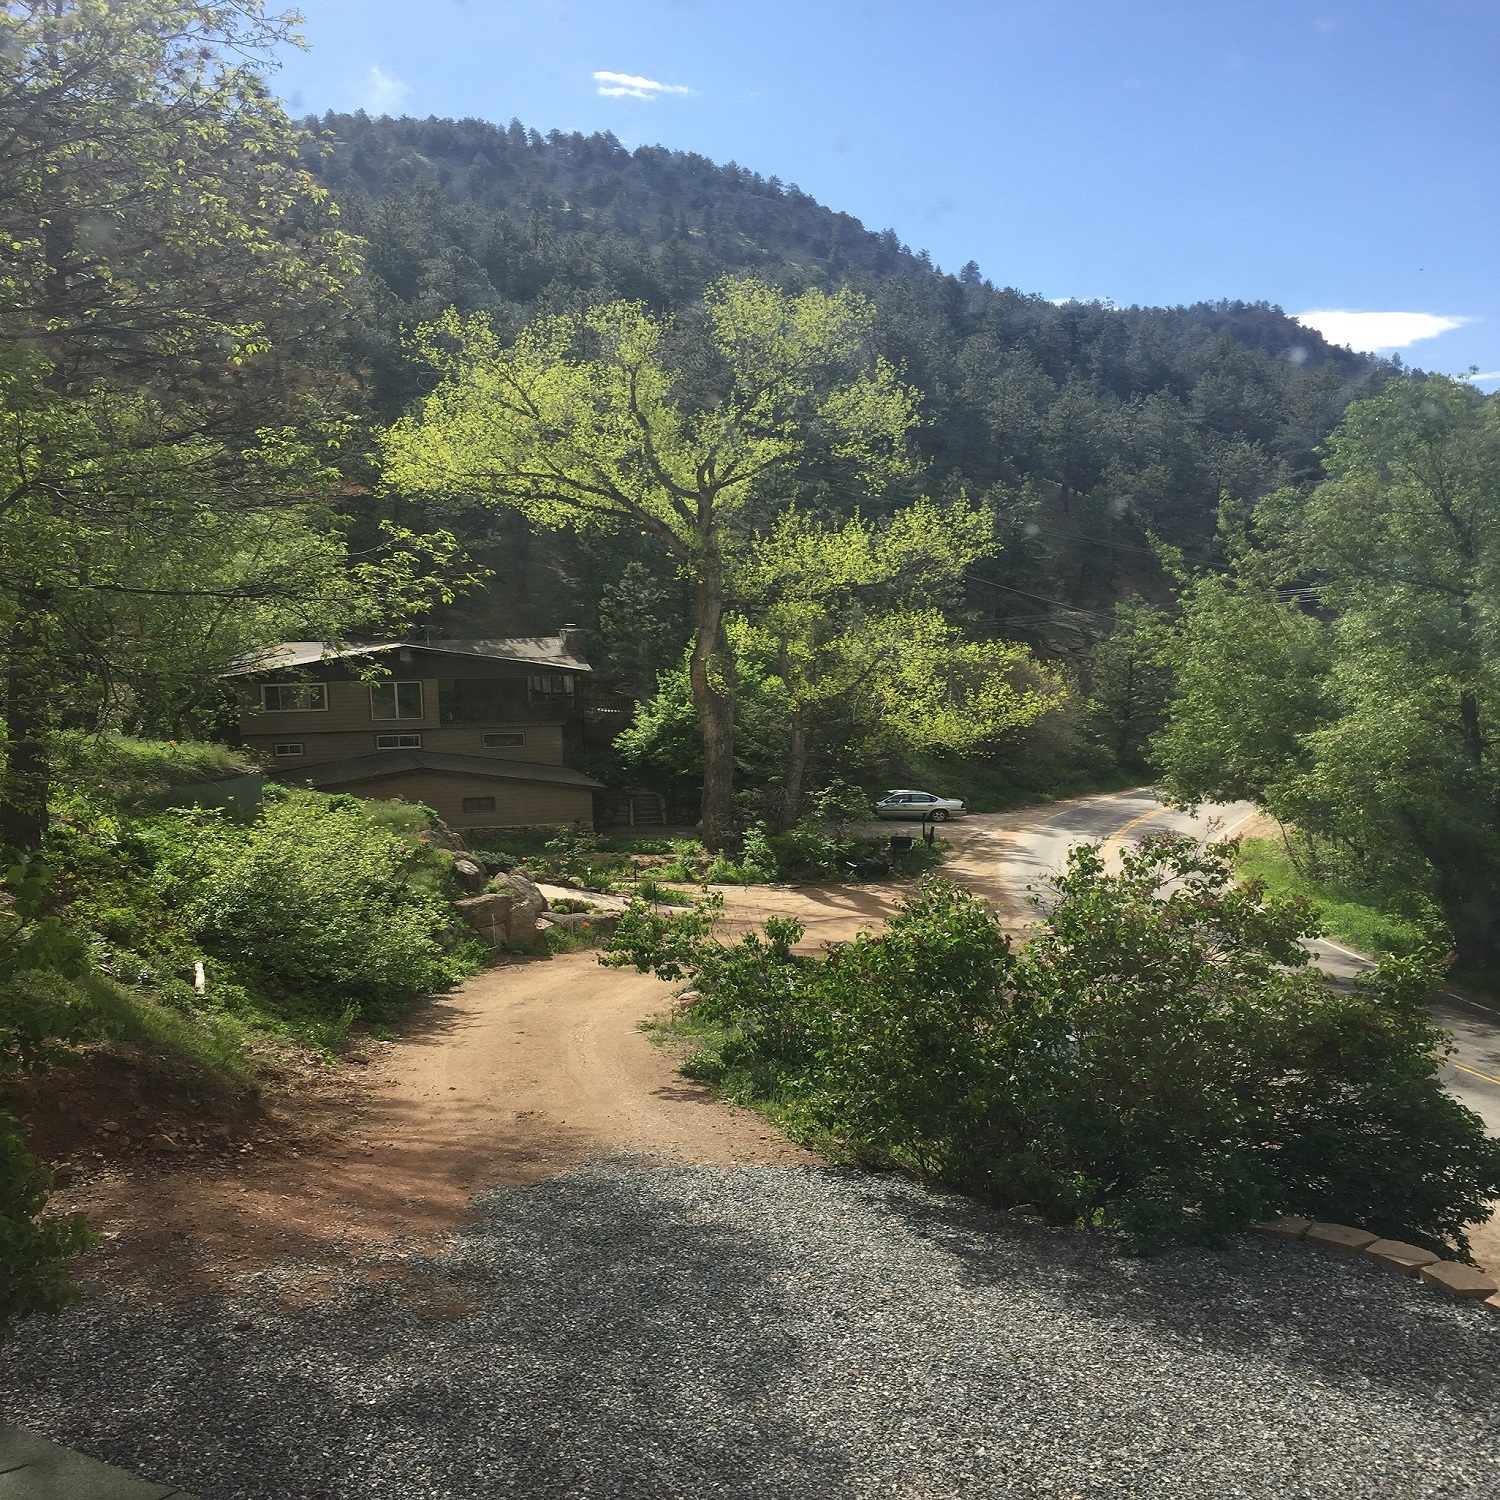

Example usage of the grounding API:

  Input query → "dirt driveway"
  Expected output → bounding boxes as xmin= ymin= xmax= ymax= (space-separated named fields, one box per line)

xmin=25 ymin=807 xmax=1058 ymax=1292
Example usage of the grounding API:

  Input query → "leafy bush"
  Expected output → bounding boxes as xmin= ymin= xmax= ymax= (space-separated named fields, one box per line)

xmin=604 ymin=837 xmax=1500 ymax=1255
xmin=548 ymin=897 xmax=600 ymax=914
xmin=186 ymin=791 xmax=474 ymax=1018
xmin=632 ymin=878 xmax=696 ymax=906
xmin=0 ymin=859 xmax=98 ymax=1340
xmin=705 ymin=822 xmax=780 ymax=883
xmin=51 ymin=784 xmax=480 ymax=1039
xmin=471 ymin=830 xmax=631 ymax=892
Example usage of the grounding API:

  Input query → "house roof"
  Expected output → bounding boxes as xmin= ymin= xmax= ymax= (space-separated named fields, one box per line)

xmin=223 ymin=637 xmax=591 ymax=677
xmin=295 ymin=750 xmax=604 ymax=791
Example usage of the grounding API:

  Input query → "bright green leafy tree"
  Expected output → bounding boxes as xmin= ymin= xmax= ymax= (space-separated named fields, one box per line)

xmin=1155 ymin=376 xmax=1500 ymax=969
xmin=731 ymin=496 xmax=1064 ymax=821
xmin=380 ymin=277 xmax=919 ymax=849
xmin=0 ymin=0 xmax=461 ymax=847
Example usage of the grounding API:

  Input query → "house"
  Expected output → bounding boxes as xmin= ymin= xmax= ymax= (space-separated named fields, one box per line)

xmin=223 ymin=628 xmax=602 ymax=831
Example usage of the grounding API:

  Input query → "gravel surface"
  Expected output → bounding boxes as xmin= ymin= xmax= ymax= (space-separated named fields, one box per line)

xmin=4 ymin=1160 xmax=1499 ymax=1500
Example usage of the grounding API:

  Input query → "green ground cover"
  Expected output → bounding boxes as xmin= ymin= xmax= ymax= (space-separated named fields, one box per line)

xmin=1233 ymin=837 xmax=1439 ymax=959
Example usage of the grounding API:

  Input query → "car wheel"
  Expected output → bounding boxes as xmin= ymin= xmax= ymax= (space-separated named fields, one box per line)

xmin=929 ymin=808 xmax=949 ymax=823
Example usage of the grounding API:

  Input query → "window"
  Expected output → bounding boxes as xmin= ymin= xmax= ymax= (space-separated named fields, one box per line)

xmin=482 ymin=732 xmax=526 ymax=749
xmin=274 ymin=743 xmax=305 ymax=758
xmin=461 ymin=795 xmax=497 ymax=814
xmin=527 ymin=673 xmax=576 ymax=704
xmin=376 ymin=733 xmax=422 ymax=750
xmin=370 ymin=680 xmax=423 ymax=720
xmin=261 ymin=683 xmax=326 ymax=712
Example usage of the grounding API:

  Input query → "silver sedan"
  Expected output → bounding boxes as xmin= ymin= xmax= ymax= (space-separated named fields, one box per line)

xmin=872 ymin=789 xmax=966 ymax=822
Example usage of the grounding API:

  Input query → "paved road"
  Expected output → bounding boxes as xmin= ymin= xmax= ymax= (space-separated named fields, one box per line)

xmin=996 ymin=787 xmax=1500 ymax=1135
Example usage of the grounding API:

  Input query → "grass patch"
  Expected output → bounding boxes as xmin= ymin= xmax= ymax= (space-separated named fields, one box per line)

xmin=90 ymin=979 xmax=258 ymax=1088
xmin=1234 ymin=837 xmax=1438 ymax=958
xmin=55 ymin=734 xmax=255 ymax=808
xmin=632 ymin=878 xmax=699 ymax=905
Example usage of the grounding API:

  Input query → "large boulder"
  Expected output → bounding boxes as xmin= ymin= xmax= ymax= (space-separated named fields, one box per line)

xmin=456 ymin=891 xmax=541 ymax=950
xmin=450 ymin=854 xmax=489 ymax=894
xmin=489 ymin=868 xmax=546 ymax=920
xmin=418 ymin=819 xmax=469 ymax=854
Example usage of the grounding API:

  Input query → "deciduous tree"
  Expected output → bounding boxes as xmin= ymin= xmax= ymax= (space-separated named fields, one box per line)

xmin=381 ymin=278 xmax=918 ymax=848
xmin=1155 ymin=376 xmax=1500 ymax=968
xmin=0 ymin=1 xmax=442 ymax=846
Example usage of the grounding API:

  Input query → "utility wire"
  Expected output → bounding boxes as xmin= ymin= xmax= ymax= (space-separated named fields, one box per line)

xmin=1004 ymin=523 xmax=1166 ymax=558
xmin=963 ymin=572 xmax=1118 ymax=615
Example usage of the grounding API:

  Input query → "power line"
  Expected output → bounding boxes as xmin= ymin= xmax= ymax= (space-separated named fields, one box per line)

xmin=963 ymin=572 xmax=1118 ymax=615
xmin=1004 ymin=523 xmax=1166 ymax=558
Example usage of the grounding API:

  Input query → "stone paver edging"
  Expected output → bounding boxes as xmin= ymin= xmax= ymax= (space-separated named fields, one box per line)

xmin=1257 ymin=1216 xmax=1500 ymax=1312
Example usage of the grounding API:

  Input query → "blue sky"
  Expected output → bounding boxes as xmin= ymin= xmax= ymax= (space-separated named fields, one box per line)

xmin=273 ymin=0 xmax=1500 ymax=383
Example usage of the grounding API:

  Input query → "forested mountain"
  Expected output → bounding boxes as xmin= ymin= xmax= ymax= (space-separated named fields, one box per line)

xmin=306 ymin=111 xmax=1398 ymax=669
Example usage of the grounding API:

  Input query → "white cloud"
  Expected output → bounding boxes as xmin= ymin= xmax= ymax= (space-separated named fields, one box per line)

xmin=1294 ymin=309 xmax=1469 ymax=353
xmin=593 ymin=70 xmax=695 ymax=101
xmin=363 ymin=64 xmax=411 ymax=114
xmin=1465 ymin=370 xmax=1500 ymax=381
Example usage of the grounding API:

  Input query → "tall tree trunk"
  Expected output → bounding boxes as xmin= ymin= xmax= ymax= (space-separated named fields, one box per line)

xmin=688 ymin=562 xmax=736 ymax=852
xmin=782 ymin=702 xmax=808 ymax=831
xmin=1459 ymin=688 xmax=1484 ymax=765
xmin=2 ymin=588 xmax=56 ymax=853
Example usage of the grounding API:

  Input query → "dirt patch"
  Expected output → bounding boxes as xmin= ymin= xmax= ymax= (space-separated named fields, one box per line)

xmin=18 ymin=952 xmax=820 ymax=1297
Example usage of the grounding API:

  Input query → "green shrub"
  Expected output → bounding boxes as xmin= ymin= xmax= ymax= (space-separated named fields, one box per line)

xmin=0 ymin=1111 xmax=95 ymax=1342
xmin=0 ymin=860 xmax=100 ymax=1340
xmin=186 ymin=791 xmax=474 ymax=1018
xmin=604 ymin=837 xmax=1500 ymax=1256
xmin=705 ymin=822 xmax=781 ymax=883
xmin=548 ymin=897 xmax=599 ymax=914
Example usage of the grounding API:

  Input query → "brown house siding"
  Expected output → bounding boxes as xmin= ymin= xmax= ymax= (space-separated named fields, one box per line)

xmin=246 ymin=722 xmax=565 ymax=768
xmin=321 ymin=771 xmax=594 ymax=830
xmin=238 ymin=677 xmax=441 ymax=735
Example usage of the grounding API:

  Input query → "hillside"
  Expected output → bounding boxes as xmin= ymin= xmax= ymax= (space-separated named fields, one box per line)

xmin=305 ymin=112 xmax=1397 ymax=662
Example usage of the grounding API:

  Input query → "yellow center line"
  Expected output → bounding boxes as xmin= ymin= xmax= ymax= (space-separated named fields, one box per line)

xmin=1099 ymin=802 xmax=1258 ymax=869
xmin=1097 ymin=806 xmax=1172 ymax=868
xmin=1449 ymin=1060 xmax=1500 ymax=1088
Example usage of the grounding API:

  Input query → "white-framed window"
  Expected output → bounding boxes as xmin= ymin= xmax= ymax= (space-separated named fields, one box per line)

xmin=370 ymin=680 xmax=423 ymax=720
xmin=482 ymin=731 xmax=526 ymax=748
xmin=462 ymin=795 xmax=497 ymax=813
xmin=261 ymin=683 xmax=327 ymax=712
xmin=527 ymin=673 xmax=576 ymax=704
xmin=376 ymin=733 xmax=422 ymax=750
xmin=274 ymin=742 xmax=305 ymax=758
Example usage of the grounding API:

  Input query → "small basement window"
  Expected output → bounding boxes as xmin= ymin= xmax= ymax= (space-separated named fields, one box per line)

xmin=261 ymin=683 xmax=327 ymax=712
xmin=482 ymin=732 xmax=526 ymax=748
xmin=376 ymin=733 xmax=421 ymax=750
xmin=370 ymin=680 xmax=424 ymax=720
xmin=274 ymin=743 xmax=305 ymax=757
xmin=462 ymin=795 xmax=497 ymax=814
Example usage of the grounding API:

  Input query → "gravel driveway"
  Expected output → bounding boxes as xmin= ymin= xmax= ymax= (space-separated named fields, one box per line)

xmin=4 ymin=1160 xmax=1498 ymax=1500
